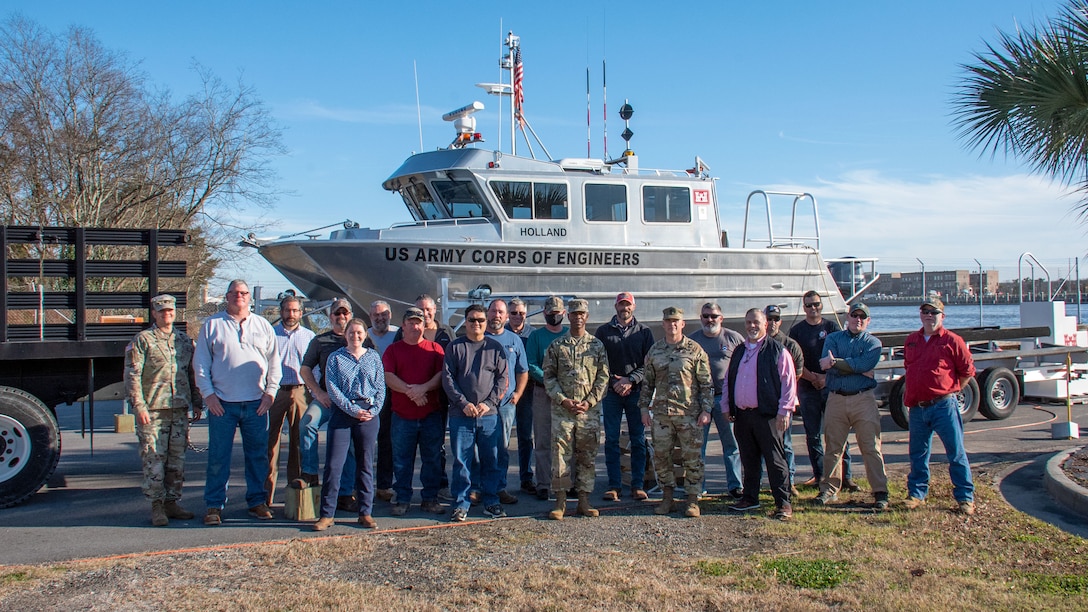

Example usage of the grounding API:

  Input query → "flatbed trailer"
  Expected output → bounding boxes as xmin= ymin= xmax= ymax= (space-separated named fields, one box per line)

xmin=870 ymin=323 xmax=1088 ymax=430
xmin=0 ymin=226 xmax=189 ymax=507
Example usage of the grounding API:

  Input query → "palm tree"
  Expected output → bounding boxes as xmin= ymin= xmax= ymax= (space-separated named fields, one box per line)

xmin=954 ymin=2 xmax=1088 ymax=216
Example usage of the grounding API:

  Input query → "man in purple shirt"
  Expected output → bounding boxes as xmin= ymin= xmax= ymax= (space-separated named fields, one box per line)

xmin=720 ymin=308 xmax=796 ymax=520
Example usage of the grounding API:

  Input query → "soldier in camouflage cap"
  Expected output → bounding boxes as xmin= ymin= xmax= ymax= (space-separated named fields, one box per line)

xmin=542 ymin=298 xmax=610 ymax=519
xmin=639 ymin=306 xmax=714 ymax=517
xmin=125 ymin=294 xmax=203 ymax=526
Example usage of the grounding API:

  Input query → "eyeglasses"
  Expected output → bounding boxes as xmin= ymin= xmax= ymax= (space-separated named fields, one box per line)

xmin=767 ymin=317 xmax=781 ymax=322
xmin=466 ymin=318 xmax=487 ymax=324
xmin=920 ymin=308 xmax=942 ymax=316
xmin=804 ymin=302 xmax=821 ymax=308
xmin=510 ymin=312 xmax=527 ymax=316
xmin=849 ymin=312 xmax=868 ymax=320
xmin=700 ymin=314 xmax=721 ymax=320
xmin=333 ymin=310 xmax=351 ymax=316
xmin=228 ymin=291 xmax=250 ymax=297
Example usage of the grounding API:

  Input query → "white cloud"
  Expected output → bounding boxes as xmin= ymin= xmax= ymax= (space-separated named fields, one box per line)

xmin=282 ymin=100 xmax=442 ymax=125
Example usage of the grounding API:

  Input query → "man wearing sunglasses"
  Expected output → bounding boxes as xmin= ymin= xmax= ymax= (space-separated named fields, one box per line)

xmin=789 ymin=292 xmax=856 ymax=491
xmin=816 ymin=303 xmax=888 ymax=510
xmin=689 ymin=303 xmax=744 ymax=499
xmin=903 ymin=297 xmax=976 ymax=515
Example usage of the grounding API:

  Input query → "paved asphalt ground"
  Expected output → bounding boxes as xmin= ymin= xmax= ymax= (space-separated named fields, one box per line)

xmin=3 ymin=399 xmax=1087 ymax=566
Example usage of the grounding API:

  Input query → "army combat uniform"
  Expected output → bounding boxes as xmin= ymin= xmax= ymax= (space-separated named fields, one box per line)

xmin=125 ymin=325 xmax=202 ymax=503
xmin=543 ymin=331 xmax=609 ymax=494
xmin=639 ymin=336 xmax=714 ymax=492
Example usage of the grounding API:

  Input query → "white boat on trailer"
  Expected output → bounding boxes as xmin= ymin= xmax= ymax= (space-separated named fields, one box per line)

xmin=257 ymin=33 xmax=854 ymax=328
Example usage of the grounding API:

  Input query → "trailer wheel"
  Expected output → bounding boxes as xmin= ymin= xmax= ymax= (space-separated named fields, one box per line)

xmin=888 ymin=378 xmax=909 ymax=430
xmin=0 ymin=386 xmax=61 ymax=508
xmin=955 ymin=377 xmax=980 ymax=424
xmin=977 ymin=367 xmax=1020 ymax=420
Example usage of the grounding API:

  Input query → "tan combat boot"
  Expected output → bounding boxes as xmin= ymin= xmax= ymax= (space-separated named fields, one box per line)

xmin=547 ymin=492 xmax=567 ymax=520
xmin=163 ymin=500 xmax=195 ymax=520
xmin=575 ymin=492 xmax=599 ymax=517
xmin=151 ymin=500 xmax=169 ymax=527
xmin=655 ymin=486 xmax=674 ymax=515
xmin=683 ymin=493 xmax=701 ymax=518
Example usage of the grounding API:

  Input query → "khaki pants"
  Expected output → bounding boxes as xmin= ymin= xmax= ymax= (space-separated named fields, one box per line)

xmin=822 ymin=390 xmax=888 ymax=495
xmin=266 ymin=385 xmax=308 ymax=504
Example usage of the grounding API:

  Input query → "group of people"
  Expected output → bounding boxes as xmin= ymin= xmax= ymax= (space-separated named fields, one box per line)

xmin=124 ymin=283 xmax=977 ymax=529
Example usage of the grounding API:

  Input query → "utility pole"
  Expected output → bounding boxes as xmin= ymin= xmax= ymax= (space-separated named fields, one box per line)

xmin=974 ymin=258 xmax=983 ymax=326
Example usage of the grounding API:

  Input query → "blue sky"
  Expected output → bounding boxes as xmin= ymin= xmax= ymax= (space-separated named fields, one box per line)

xmin=7 ymin=0 xmax=1083 ymax=295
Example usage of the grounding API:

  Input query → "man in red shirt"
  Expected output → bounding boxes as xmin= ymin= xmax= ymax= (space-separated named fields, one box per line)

xmin=902 ymin=297 xmax=976 ymax=515
xmin=383 ymin=307 xmax=447 ymax=515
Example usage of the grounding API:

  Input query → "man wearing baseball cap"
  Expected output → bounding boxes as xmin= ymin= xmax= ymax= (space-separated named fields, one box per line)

xmin=525 ymin=296 xmax=568 ymax=500
xmin=903 ymin=297 xmax=977 ymax=515
xmin=125 ymin=293 xmax=202 ymax=526
xmin=595 ymin=292 xmax=655 ymax=502
xmin=816 ymin=303 xmax=888 ymax=510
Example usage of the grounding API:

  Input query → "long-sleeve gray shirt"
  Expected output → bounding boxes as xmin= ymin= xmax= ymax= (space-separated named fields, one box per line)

xmin=194 ymin=311 xmax=281 ymax=402
xmin=442 ymin=336 xmax=509 ymax=417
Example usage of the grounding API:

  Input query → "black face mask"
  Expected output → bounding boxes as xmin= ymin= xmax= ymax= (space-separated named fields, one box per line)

xmin=544 ymin=313 xmax=564 ymax=326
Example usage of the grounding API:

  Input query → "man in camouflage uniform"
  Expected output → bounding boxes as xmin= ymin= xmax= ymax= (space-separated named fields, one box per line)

xmin=125 ymin=294 xmax=203 ymax=526
xmin=542 ymin=298 xmax=609 ymax=520
xmin=640 ymin=306 xmax=714 ymax=518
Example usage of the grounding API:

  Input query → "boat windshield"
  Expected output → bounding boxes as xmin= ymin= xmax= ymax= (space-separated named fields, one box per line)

xmin=401 ymin=182 xmax=448 ymax=221
xmin=432 ymin=180 xmax=492 ymax=219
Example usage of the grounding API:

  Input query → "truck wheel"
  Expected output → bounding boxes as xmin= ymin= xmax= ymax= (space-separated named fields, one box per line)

xmin=0 ymin=386 xmax=61 ymax=508
xmin=977 ymin=367 xmax=1020 ymax=420
xmin=888 ymin=378 xmax=909 ymax=430
xmin=955 ymin=377 xmax=980 ymax=424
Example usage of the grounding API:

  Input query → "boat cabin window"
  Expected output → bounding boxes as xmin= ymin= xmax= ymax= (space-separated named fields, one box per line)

xmin=403 ymin=182 xmax=447 ymax=220
xmin=584 ymin=183 xmax=628 ymax=222
xmin=642 ymin=185 xmax=691 ymax=223
xmin=490 ymin=180 xmax=569 ymax=220
xmin=433 ymin=180 xmax=492 ymax=219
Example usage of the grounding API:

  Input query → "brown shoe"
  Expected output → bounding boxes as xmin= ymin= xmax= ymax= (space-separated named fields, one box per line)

xmin=575 ymin=493 xmax=599 ymax=518
xmin=312 ymin=517 xmax=335 ymax=531
xmin=337 ymin=495 xmax=359 ymax=512
xmin=774 ymin=504 xmax=793 ymax=520
xmin=376 ymin=488 xmax=395 ymax=502
xmin=904 ymin=496 xmax=926 ymax=510
xmin=151 ymin=501 xmax=168 ymax=527
xmin=955 ymin=501 xmax=976 ymax=516
xmin=203 ymin=508 xmax=222 ymax=526
xmin=683 ymin=494 xmax=701 ymax=518
xmin=498 ymin=490 xmax=519 ymax=505
xmin=163 ymin=500 xmax=195 ymax=520
xmin=468 ymin=490 xmax=481 ymax=506
xmin=655 ymin=487 xmax=675 ymax=515
xmin=800 ymin=476 xmax=819 ymax=488
xmin=248 ymin=503 xmax=273 ymax=520
xmin=358 ymin=515 xmax=377 ymax=529
xmin=631 ymin=489 xmax=649 ymax=501
xmin=843 ymin=478 xmax=861 ymax=493
xmin=547 ymin=492 xmax=567 ymax=520
xmin=602 ymin=489 xmax=620 ymax=502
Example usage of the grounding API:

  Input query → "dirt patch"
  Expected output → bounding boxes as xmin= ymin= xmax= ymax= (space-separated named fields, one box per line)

xmin=1061 ymin=445 xmax=1088 ymax=489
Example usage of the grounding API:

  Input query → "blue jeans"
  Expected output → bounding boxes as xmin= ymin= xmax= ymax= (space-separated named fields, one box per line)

xmin=907 ymin=396 xmax=975 ymax=503
xmin=300 ymin=399 xmax=356 ymax=494
xmin=449 ymin=413 xmax=501 ymax=511
xmin=391 ymin=411 xmax=444 ymax=504
xmin=204 ymin=399 xmax=269 ymax=509
xmin=701 ymin=404 xmax=742 ymax=492
xmin=603 ymin=390 xmax=646 ymax=491
xmin=797 ymin=385 xmax=852 ymax=481
xmin=319 ymin=408 xmax=379 ymax=518
xmin=515 ymin=389 xmax=534 ymax=485
xmin=471 ymin=401 xmax=515 ymax=492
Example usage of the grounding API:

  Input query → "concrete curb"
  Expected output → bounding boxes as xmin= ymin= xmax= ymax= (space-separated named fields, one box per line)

xmin=1044 ymin=446 xmax=1088 ymax=518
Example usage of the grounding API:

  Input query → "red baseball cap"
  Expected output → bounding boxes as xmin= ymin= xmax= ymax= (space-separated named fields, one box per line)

xmin=615 ymin=292 xmax=635 ymax=305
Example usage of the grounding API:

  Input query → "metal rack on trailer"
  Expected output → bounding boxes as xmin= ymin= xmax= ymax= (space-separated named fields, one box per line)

xmin=0 ymin=226 xmax=189 ymax=507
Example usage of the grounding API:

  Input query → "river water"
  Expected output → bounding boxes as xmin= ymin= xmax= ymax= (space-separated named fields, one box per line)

xmin=863 ymin=303 xmax=1087 ymax=333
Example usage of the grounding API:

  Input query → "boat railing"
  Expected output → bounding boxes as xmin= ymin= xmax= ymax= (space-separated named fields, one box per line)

xmin=1018 ymin=252 xmax=1053 ymax=302
xmin=742 ymin=190 xmax=821 ymax=250
xmin=388 ymin=217 xmax=493 ymax=230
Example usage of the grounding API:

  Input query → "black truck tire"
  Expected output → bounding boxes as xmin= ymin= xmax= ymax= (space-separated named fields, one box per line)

xmin=0 ymin=386 xmax=61 ymax=508
xmin=977 ymin=367 xmax=1020 ymax=420
xmin=888 ymin=378 xmax=909 ymax=430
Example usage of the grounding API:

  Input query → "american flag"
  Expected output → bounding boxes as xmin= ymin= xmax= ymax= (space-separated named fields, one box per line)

xmin=513 ymin=46 xmax=525 ymax=128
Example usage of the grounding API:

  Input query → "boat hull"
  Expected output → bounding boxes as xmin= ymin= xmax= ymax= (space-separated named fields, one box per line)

xmin=259 ymin=238 xmax=848 ymax=329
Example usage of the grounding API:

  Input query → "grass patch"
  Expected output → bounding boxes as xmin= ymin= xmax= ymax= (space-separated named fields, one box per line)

xmin=758 ymin=557 xmax=853 ymax=589
xmin=694 ymin=559 xmax=735 ymax=577
xmin=0 ymin=573 xmax=31 ymax=585
xmin=1018 ymin=571 xmax=1088 ymax=595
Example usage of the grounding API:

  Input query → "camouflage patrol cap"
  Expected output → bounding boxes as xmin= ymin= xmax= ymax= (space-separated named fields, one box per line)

xmin=403 ymin=306 xmax=425 ymax=321
xmin=662 ymin=306 xmax=684 ymax=321
xmin=544 ymin=296 xmax=564 ymax=313
xmin=330 ymin=298 xmax=352 ymax=314
xmin=151 ymin=294 xmax=176 ymax=311
xmin=568 ymin=298 xmax=589 ymax=313
xmin=920 ymin=296 xmax=944 ymax=313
